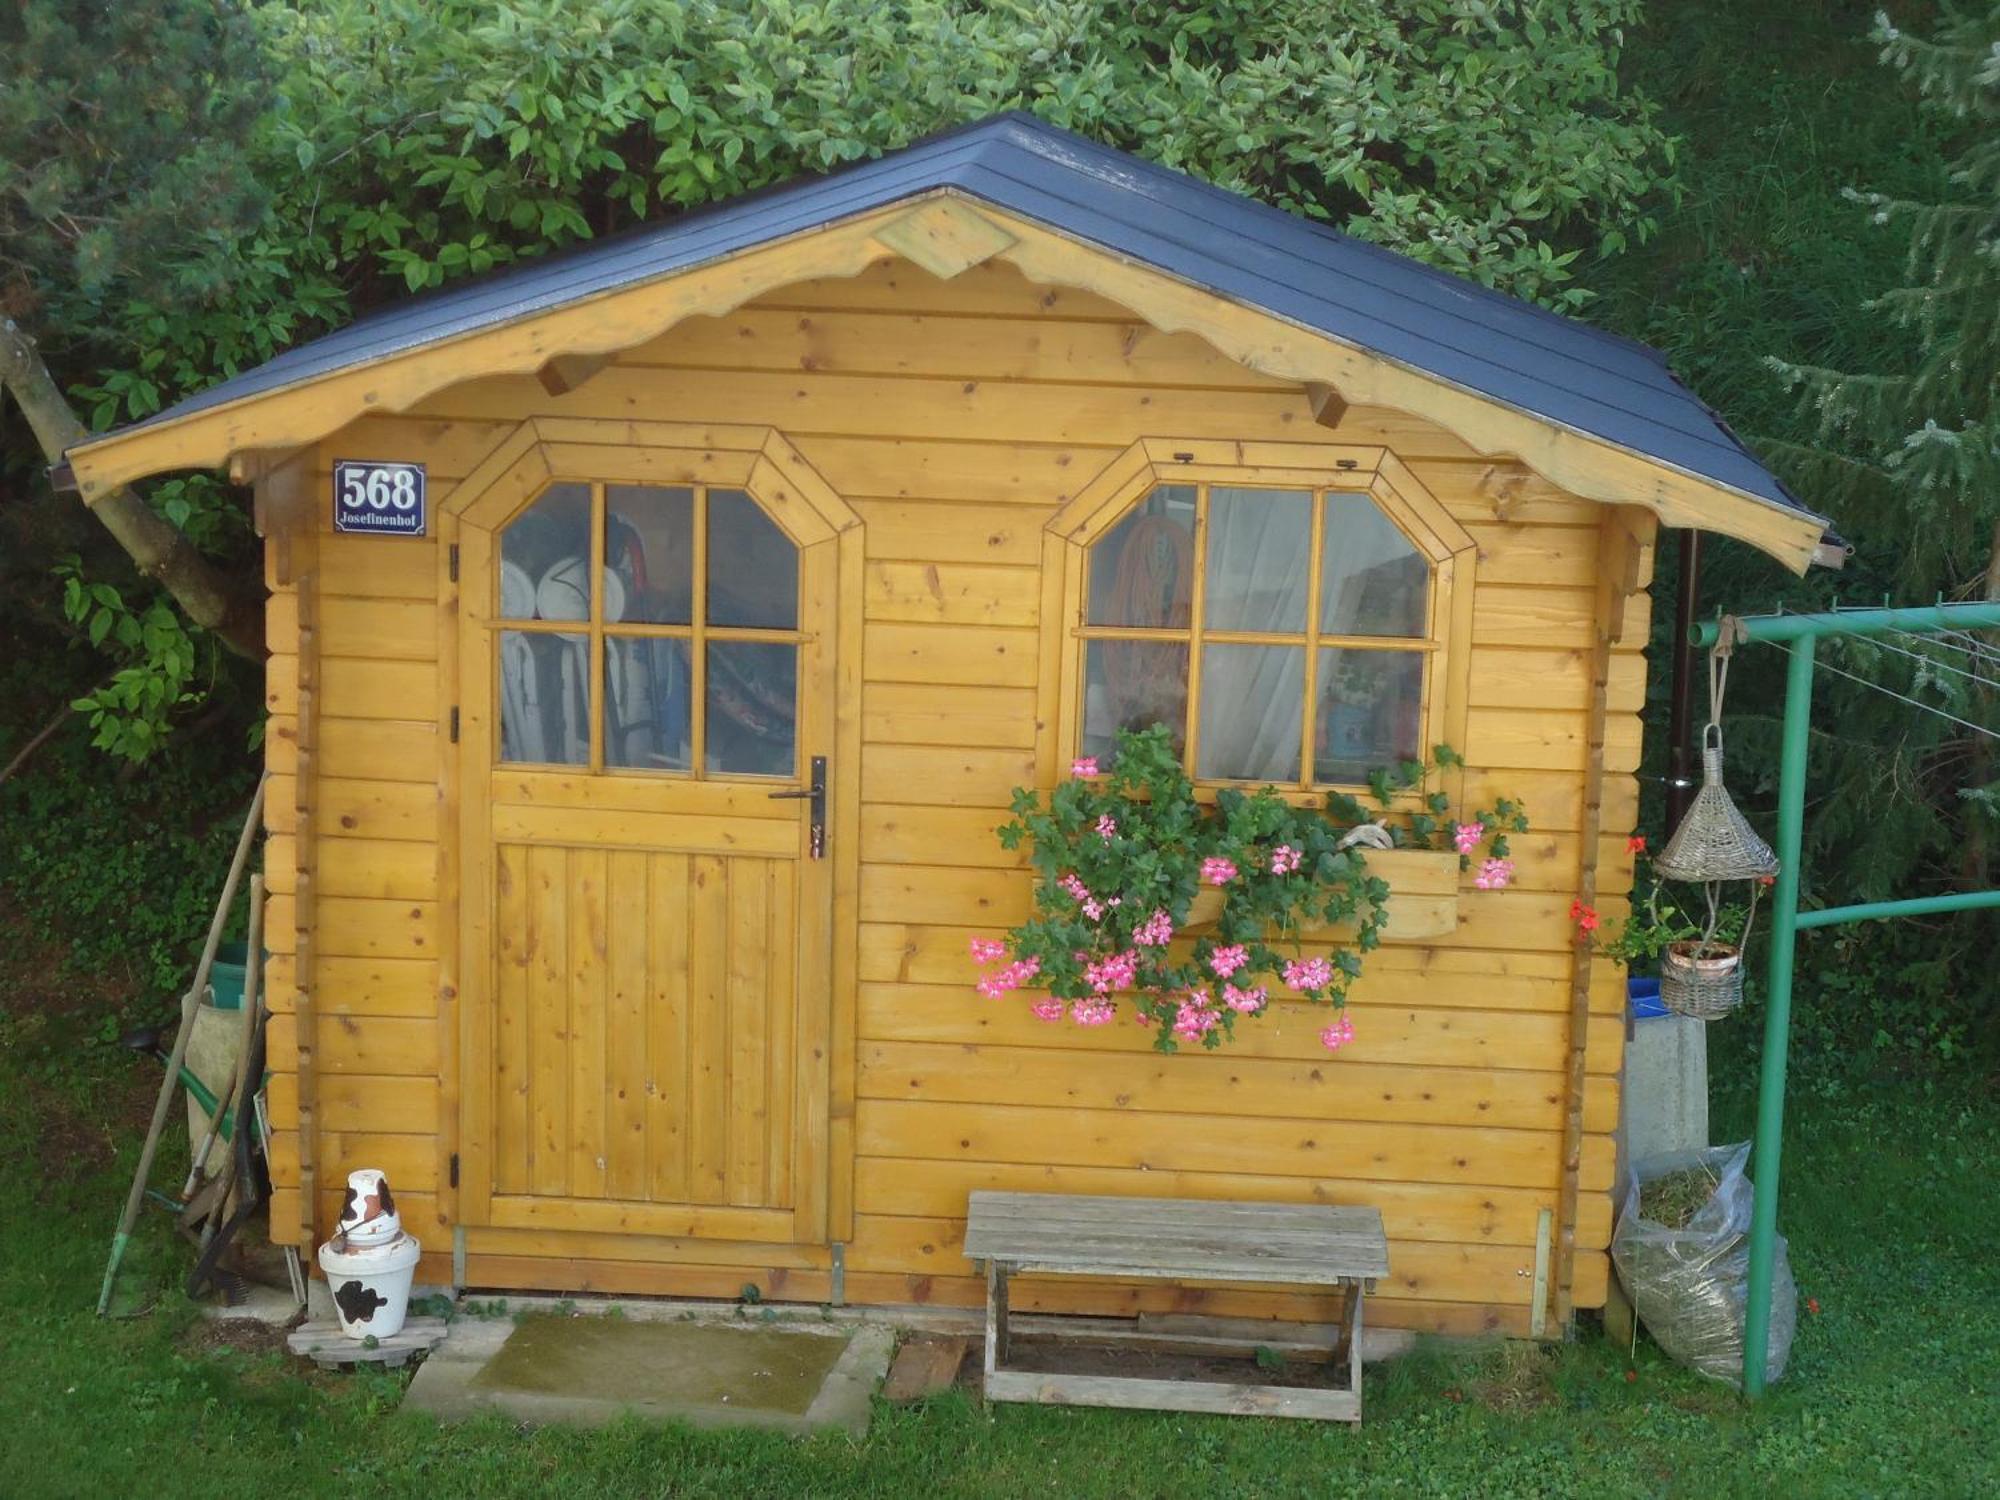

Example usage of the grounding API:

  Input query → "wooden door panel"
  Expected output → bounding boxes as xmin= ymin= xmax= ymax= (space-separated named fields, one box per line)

xmin=486 ymin=841 xmax=800 ymax=1216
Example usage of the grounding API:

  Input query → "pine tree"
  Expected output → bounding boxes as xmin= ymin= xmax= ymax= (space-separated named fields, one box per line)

xmin=1770 ymin=6 xmax=1999 ymax=598
xmin=1756 ymin=7 xmax=2000 ymax=904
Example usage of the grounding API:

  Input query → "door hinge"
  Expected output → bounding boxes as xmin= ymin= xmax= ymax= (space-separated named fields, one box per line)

xmin=449 ymin=1152 xmax=460 ymax=1188
xmin=449 ymin=706 xmax=460 ymax=743
xmin=448 ymin=543 xmax=459 ymax=583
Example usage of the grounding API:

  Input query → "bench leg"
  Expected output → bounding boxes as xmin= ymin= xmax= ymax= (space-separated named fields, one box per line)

xmin=1343 ymin=1282 xmax=1365 ymax=1417
xmin=983 ymin=1259 xmax=1011 ymax=1386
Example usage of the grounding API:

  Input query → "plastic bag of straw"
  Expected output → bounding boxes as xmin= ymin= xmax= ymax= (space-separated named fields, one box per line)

xmin=1611 ymin=1141 xmax=1796 ymax=1390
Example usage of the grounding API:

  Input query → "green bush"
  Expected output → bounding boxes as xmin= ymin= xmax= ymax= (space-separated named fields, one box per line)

xmin=0 ymin=716 xmax=257 ymax=1037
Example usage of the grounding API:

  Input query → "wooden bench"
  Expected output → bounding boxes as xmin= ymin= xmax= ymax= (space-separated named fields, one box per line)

xmin=963 ymin=1191 xmax=1389 ymax=1422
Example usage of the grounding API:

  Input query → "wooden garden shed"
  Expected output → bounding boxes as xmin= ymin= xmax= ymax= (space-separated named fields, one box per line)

xmin=64 ymin=115 xmax=1832 ymax=1337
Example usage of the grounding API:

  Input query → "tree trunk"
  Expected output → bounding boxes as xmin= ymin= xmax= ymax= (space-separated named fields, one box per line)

xmin=0 ymin=317 xmax=264 ymax=660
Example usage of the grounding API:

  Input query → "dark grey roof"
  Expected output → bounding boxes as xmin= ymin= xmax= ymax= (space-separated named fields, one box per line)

xmin=84 ymin=112 xmax=1818 ymax=524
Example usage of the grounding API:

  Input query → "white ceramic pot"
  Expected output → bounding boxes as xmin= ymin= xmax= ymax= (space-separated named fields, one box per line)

xmin=334 ymin=1167 xmax=402 ymax=1249
xmin=318 ymin=1231 xmax=423 ymax=1340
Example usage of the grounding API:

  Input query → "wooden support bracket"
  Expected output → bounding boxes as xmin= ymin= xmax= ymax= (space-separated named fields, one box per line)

xmin=534 ymin=353 xmax=613 ymax=397
xmin=1303 ymin=380 xmax=1349 ymax=430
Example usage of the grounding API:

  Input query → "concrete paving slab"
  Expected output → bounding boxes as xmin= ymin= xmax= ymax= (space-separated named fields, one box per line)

xmin=405 ymin=1314 xmax=892 ymax=1435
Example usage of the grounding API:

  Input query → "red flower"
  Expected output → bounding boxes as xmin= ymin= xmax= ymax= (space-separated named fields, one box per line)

xmin=1807 ymin=1297 xmax=1821 ymax=1316
xmin=1627 ymin=835 xmax=1647 ymax=854
xmin=1760 ymin=874 xmax=1777 ymax=887
xmin=1570 ymin=899 xmax=1601 ymax=934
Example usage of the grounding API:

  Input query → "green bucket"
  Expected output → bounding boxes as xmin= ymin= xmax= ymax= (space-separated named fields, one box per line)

xmin=207 ymin=941 xmax=250 ymax=1011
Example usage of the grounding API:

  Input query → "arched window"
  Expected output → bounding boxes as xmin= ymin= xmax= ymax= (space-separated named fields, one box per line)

xmin=1053 ymin=443 xmax=1474 ymax=791
xmin=496 ymin=480 xmax=802 ymax=777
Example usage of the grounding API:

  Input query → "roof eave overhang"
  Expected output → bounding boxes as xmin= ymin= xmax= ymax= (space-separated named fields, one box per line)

xmin=64 ymin=188 xmax=1828 ymax=573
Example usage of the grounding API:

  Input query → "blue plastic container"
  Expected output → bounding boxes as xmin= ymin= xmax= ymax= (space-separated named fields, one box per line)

xmin=1628 ymin=975 xmax=1667 ymax=1020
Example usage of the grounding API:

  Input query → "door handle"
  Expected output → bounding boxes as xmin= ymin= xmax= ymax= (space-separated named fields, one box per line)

xmin=768 ymin=755 xmax=826 ymax=859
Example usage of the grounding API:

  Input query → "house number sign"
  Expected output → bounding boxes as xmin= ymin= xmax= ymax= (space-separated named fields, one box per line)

xmin=332 ymin=459 xmax=428 ymax=536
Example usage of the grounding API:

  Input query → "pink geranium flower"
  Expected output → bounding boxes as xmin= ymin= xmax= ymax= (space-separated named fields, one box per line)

xmin=1070 ymin=756 xmax=1099 ymax=778
xmin=1223 ymin=983 xmax=1267 ymax=1014
xmin=1283 ymin=956 xmax=1335 ymax=993
xmin=1070 ymin=997 xmax=1116 ymax=1026
xmin=1452 ymin=821 xmax=1486 ymax=855
xmin=975 ymin=955 xmax=1042 ymax=1000
xmin=1200 ymin=856 xmax=1238 ymax=886
xmin=1030 ymin=998 xmax=1066 ymax=1022
xmin=1084 ymin=949 xmax=1140 ymax=995
xmin=1475 ymin=857 xmax=1514 ymax=890
xmin=1207 ymin=944 xmax=1249 ymax=979
xmin=1319 ymin=1016 xmax=1356 ymax=1051
xmin=1270 ymin=845 xmax=1302 ymax=875
xmin=1134 ymin=909 xmax=1175 ymax=947
xmin=1095 ymin=814 xmax=1118 ymax=842
xmin=969 ymin=936 xmax=1007 ymax=963
xmin=1173 ymin=992 xmax=1218 ymax=1042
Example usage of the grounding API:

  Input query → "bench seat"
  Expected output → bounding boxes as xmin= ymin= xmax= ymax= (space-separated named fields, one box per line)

xmin=964 ymin=1191 xmax=1389 ymax=1422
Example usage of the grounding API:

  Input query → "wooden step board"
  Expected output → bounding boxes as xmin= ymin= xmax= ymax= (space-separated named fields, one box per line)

xmin=964 ymin=1191 xmax=1388 ymax=1423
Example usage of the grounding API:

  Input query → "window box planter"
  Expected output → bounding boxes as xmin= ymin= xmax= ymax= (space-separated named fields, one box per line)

xmin=1183 ymin=846 xmax=1462 ymax=942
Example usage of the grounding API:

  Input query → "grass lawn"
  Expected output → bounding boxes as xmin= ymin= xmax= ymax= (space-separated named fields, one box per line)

xmin=1 ymin=1032 xmax=1993 ymax=1499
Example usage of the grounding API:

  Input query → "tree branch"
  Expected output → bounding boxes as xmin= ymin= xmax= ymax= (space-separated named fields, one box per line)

xmin=0 ymin=316 xmax=263 ymax=659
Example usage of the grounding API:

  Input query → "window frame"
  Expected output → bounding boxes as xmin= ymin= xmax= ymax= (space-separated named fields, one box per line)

xmin=1044 ymin=439 xmax=1478 ymax=799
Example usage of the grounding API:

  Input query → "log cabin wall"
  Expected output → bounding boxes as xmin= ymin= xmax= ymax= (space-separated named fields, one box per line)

xmin=259 ymin=256 xmax=1651 ymax=1336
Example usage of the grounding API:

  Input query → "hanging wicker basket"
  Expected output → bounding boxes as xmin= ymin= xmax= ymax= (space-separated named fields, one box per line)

xmin=1655 ymin=725 xmax=1779 ymax=884
xmin=1658 ymin=940 xmax=1745 ymax=1020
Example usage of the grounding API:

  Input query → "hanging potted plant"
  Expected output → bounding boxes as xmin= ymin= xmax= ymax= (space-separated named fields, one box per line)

xmin=1579 ymin=843 xmax=1774 ymax=1020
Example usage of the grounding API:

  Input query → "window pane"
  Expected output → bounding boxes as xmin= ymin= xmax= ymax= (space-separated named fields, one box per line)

xmin=1203 ymin=488 xmax=1311 ymax=634
xmin=708 ymin=489 xmax=798 ymax=629
xmin=498 ymin=630 xmax=589 ymax=765
xmin=706 ymin=640 xmax=797 ymax=776
xmin=607 ymin=485 xmax=693 ymax=625
xmin=1320 ymin=493 xmax=1429 ymax=638
xmin=1081 ymin=638 xmax=1188 ymax=762
xmin=1314 ymin=648 xmax=1424 ymax=783
xmin=500 ymin=482 xmax=592 ymax=621
xmin=1197 ymin=644 xmax=1303 ymax=782
xmin=1086 ymin=485 xmax=1195 ymax=628
xmin=604 ymin=637 xmax=692 ymax=772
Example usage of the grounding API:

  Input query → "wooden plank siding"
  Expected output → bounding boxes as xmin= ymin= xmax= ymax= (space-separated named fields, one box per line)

xmin=264 ymin=255 xmax=1640 ymax=1332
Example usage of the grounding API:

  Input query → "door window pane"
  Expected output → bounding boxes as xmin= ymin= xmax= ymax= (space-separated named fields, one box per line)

xmin=708 ymin=489 xmax=798 ymax=629
xmin=1086 ymin=485 xmax=1195 ymax=628
xmin=604 ymin=637 xmax=692 ymax=771
xmin=1082 ymin=639 xmax=1189 ymax=763
xmin=500 ymin=482 xmax=592 ymax=621
xmin=1202 ymin=488 xmax=1311 ymax=633
xmin=706 ymin=640 xmax=797 ymax=776
xmin=607 ymin=485 xmax=693 ymax=625
xmin=1315 ymin=648 xmax=1424 ymax=783
xmin=1197 ymin=644 xmax=1303 ymax=782
xmin=1320 ymin=493 xmax=1429 ymax=638
xmin=499 ymin=630 xmax=589 ymax=765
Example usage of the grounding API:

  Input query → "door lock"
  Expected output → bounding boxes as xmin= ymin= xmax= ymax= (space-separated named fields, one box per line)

xmin=767 ymin=755 xmax=826 ymax=858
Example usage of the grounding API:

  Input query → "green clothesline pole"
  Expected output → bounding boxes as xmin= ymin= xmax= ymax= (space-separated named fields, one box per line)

xmin=1692 ymin=601 xmax=2000 ymax=1397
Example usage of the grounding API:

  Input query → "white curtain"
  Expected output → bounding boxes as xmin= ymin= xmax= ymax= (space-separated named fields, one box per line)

xmin=1197 ymin=489 xmax=1309 ymax=781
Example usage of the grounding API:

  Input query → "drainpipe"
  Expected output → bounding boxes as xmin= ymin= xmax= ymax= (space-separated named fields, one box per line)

xmin=1665 ymin=531 xmax=1702 ymax=831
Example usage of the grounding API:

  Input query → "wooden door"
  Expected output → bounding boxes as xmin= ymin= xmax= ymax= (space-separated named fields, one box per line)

xmin=456 ymin=474 xmax=834 ymax=1246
